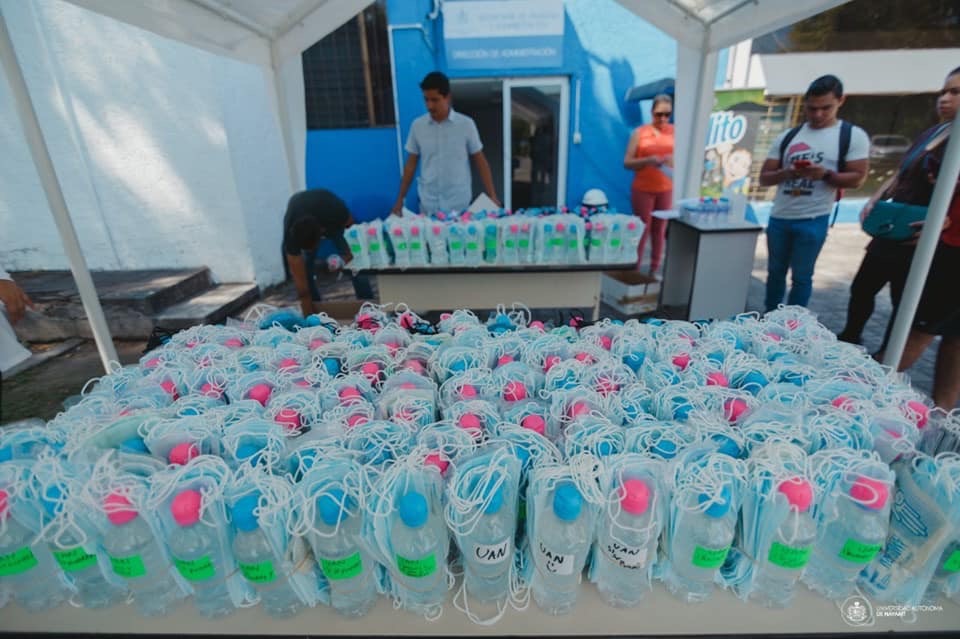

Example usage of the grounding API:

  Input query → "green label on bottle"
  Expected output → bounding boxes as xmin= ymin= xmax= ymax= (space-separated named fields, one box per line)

xmin=942 ymin=550 xmax=960 ymax=573
xmin=369 ymin=242 xmax=381 ymax=251
xmin=174 ymin=555 xmax=216 ymax=581
xmin=590 ymin=238 xmax=601 ymax=247
xmin=410 ymin=241 xmax=422 ymax=250
xmin=567 ymin=239 xmax=578 ymax=248
xmin=110 ymin=553 xmax=147 ymax=578
xmin=52 ymin=546 xmax=98 ymax=573
xmin=450 ymin=241 xmax=463 ymax=250
xmin=239 ymin=560 xmax=276 ymax=583
xmin=321 ymin=552 xmax=363 ymax=580
xmin=549 ymin=238 xmax=564 ymax=247
xmin=839 ymin=539 xmax=882 ymax=564
xmin=485 ymin=239 xmax=498 ymax=249
xmin=466 ymin=241 xmax=479 ymax=251
xmin=350 ymin=243 xmax=362 ymax=253
xmin=519 ymin=239 xmax=530 ymax=248
xmin=691 ymin=545 xmax=730 ymax=569
xmin=396 ymin=553 xmax=436 ymax=578
xmin=396 ymin=242 xmax=407 ymax=251
xmin=0 ymin=546 xmax=38 ymax=576
xmin=767 ymin=542 xmax=812 ymax=569
xmin=610 ymin=239 xmax=622 ymax=247
xmin=504 ymin=239 xmax=516 ymax=248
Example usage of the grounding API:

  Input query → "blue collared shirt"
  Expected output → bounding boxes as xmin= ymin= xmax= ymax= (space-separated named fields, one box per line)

xmin=405 ymin=109 xmax=483 ymax=214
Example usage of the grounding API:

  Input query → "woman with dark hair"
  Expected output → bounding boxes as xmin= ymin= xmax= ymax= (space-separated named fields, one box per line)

xmin=624 ymin=94 xmax=673 ymax=277
xmin=838 ymin=66 xmax=960 ymax=362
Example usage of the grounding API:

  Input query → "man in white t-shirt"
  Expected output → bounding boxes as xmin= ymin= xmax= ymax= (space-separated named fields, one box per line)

xmin=759 ymin=75 xmax=869 ymax=311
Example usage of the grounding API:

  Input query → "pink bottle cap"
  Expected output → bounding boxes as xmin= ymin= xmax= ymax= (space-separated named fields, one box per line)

xmin=404 ymin=359 xmax=426 ymax=373
xmin=143 ymin=357 xmax=161 ymax=369
xmin=346 ymin=413 xmax=368 ymax=429
xmin=777 ymin=477 xmax=813 ymax=512
xmin=705 ymin=372 xmax=729 ymax=387
xmin=574 ymin=352 xmax=593 ymax=363
xmin=460 ymin=384 xmax=478 ymax=399
xmin=786 ymin=318 xmax=800 ymax=331
xmin=223 ymin=337 xmax=245 ymax=349
xmin=599 ymin=335 xmax=613 ymax=351
xmin=595 ymin=223 xmax=604 ymax=231
xmin=246 ymin=382 xmax=273 ymax=406
xmin=199 ymin=381 xmax=223 ymax=398
xmin=530 ymin=320 xmax=545 ymax=332
xmin=765 ymin=332 xmax=783 ymax=342
xmin=339 ymin=386 xmax=363 ymax=402
xmin=185 ymin=340 xmax=199 ymax=349
xmin=521 ymin=414 xmax=546 ymax=435
xmin=424 ymin=452 xmax=449 ymax=475
xmin=169 ymin=442 xmax=199 ymax=465
xmin=619 ymin=479 xmax=651 ymax=515
xmin=596 ymin=376 xmax=619 ymax=396
xmin=308 ymin=338 xmax=327 ymax=350
xmin=510 ymin=224 xmax=519 ymax=233
xmin=171 ymin=489 xmax=202 ymax=527
xmin=556 ymin=223 xmax=566 ymax=231
xmin=850 ymin=476 xmax=889 ymax=510
xmin=458 ymin=413 xmax=482 ymax=431
xmin=411 ymin=226 xmax=420 ymax=236
xmin=543 ymin=354 xmax=560 ymax=371
xmin=724 ymin=398 xmax=749 ymax=422
xmin=585 ymin=222 xmax=593 ymax=231
xmin=367 ymin=227 xmax=377 ymax=236
xmin=522 ymin=224 xmax=530 ymax=232
xmin=275 ymin=408 xmax=302 ymax=431
xmin=627 ymin=222 xmax=637 ymax=230
xmin=672 ymin=353 xmax=691 ymax=370
xmin=0 ymin=489 xmax=9 ymax=520
xmin=569 ymin=401 xmax=591 ymax=419
xmin=384 ymin=341 xmax=401 ymax=355
xmin=440 ymin=313 xmax=452 ymax=320
xmin=399 ymin=382 xmax=419 ymax=390
xmin=159 ymin=379 xmax=179 ymax=400
xmin=884 ymin=428 xmax=903 ymax=439
xmin=278 ymin=357 xmax=300 ymax=371
xmin=393 ymin=228 xmax=402 ymax=236
xmin=361 ymin=361 xmax=381 ymax=380
xmin=504 ymin=380 xmax=528 ymax=402
xmin=295 ymin=379 xmax=312 ymax=388
xmin=905 ymin=400 xmax=929 ymax=429
xmin=497 ymin=354 xmax=514 ymax=366
xmin=831 ymin=395 xmax=855 ymax=412
xmin=433 ymin=225 xmax=442 ymax=236
xmin=105 ymin=492 xmax=138 ymax=525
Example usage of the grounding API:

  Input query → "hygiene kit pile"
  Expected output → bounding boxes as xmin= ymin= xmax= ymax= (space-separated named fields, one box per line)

xmin=1 ymin=302 xmax=959 ymax=624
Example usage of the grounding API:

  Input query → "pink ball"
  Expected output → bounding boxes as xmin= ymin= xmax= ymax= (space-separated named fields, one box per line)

xmin=504 ymin=380 xmax=528 ymax=402
xmin=497 ymin=354 xmax=514 ymax=366
xmin=159 ymin=379 xmax=179 ymax=400
xmin=705 ymin=372 xmax=729 ymax=387
xmin=460 ymin=384 xmax=478 ymax=399
xmin=521 ymin=414 xmax=546 ymax=435
xmin=599 ymin=335 xmax=613 ymax=351
xmin=724 ymin=398 xmax=749 ymax=422
xmin=424 ymin=452 xmax=449 ymax=475
xmin=169 ymin=442 xmax=199 ymax=466
xmin=246 ymin=383 xmax=273 ymax=406
xmin=543 ymin=355 xmax=561 ymax=372
xmin=274 ymin=409 xmax=302 ymax=432
xmin=223 ymin=337 xmax=245 ymax=349
xmin=672 ymin=353 xmax=691 ymax=370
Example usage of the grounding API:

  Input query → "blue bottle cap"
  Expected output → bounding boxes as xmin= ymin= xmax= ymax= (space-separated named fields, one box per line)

xmin=544 ymin=224 xmax=553 ymax=232
xmin=553 ymin=482 xmax=582 ymax=521
xmin=514 ymin=445 xmax=531 ymax=467
xmin=699 ymin=485 xmax=732 ymax=518
xmin=569 ymin=226 xmax=577 ymax=234
xmin=318 ymin=488 xmax=351 ymax=526
xmin=738 ymin=370 xmax=768 ymax=394
xmin=623 ymin=351 xmax=645 ymax=372
xmin=42 ymin=484 xmax=64 ymax=517
xmin=118 ymin=436 xmax=149 ymax=454
xmin=398 ymin=491 xmax=428 ymax=528
xmin=483 ymin=485 xmax=504 ymax=515
xmin=0 ymin=446 xmax=11 ymax=463
xmin=232 ymin=493 xmax=260 ymax=532
xmin=449 ymin=357 xmax=468 ymax=373
xmin=595 ymin=440 xmax=615 ymax=457
xmin=323 ymin=357 xmax=341 ymax=376
xmin=236 ymin=442 xmax=262 ymax=465
xmin=672 ymin=397 xmax=693 ymax=421
xmin=712 ymin=434 xmax=741 ymax=458
xmin=468 ymin=226 xmax=477 ymax=235
xmin=652 ymin=439 xmax=677 ymax=459
xmin=707 ymin=350 xmax=726 ymax=365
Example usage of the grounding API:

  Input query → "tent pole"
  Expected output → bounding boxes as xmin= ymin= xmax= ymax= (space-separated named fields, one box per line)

xmin=882 ymin=109 xmax=960 ymax=371
xmin=675 ymin=43 xmax=719 ymax=200
xmin=0 ymin=7 xmax=118 ymax=373
xmin=269 ymin=49 xmax=303 ymax=193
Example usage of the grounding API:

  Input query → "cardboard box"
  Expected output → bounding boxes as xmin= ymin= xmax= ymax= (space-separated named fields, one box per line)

xmin=601 ymin=271 xmax=660 ymax=315
xmin=314 ymin=300 xmax=365 ymax=323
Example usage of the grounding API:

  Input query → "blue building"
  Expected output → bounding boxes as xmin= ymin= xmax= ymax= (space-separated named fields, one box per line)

xmin=304 ymin=0 xmax=678 ymax=221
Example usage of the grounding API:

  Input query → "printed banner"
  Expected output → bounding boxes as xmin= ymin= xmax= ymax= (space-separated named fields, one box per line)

xmin=700 ymin=107 xmax=763 ymax=198
xmin=443 ymin=0 xmax=564 ymax=70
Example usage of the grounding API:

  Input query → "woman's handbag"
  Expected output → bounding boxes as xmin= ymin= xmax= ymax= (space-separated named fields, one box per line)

xmin=862 ymin=200 xmax=929 ymax=240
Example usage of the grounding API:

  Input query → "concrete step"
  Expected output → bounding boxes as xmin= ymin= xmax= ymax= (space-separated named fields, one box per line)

xmin=154 ymin=283 xmax=260 ymax=330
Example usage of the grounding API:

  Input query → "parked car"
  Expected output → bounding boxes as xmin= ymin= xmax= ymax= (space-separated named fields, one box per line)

xmin=870 ymin=134 xmax=912 ymax=159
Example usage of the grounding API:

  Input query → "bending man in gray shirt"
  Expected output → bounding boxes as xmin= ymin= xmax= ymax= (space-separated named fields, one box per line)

xmin=391 ymin=72 xmax=500 ymax=215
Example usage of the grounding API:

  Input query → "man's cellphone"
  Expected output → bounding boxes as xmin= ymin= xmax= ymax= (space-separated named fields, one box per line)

xmin=793 ymin=160 xmax=812 ymax=168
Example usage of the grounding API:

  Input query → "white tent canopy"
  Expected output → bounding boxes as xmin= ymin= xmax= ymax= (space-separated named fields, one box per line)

xmin=4 ymin=0 xmax=955 ymax=377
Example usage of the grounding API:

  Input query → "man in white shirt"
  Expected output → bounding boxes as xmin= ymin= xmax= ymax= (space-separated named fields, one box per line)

xmin=391 ymin=72 xmax=500 ymax=215
xmin=759 ymin=75 xmax=869 ymax=311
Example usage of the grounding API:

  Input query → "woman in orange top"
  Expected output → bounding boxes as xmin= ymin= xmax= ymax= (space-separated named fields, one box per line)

xmin=624 ymin=94 xmax=674 ymax=275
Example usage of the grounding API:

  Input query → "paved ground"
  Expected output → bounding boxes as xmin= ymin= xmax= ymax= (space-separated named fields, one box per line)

xmin=1 ymin=222 xmax=950 ymax=425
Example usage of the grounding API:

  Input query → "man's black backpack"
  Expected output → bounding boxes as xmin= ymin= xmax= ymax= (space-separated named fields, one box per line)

xmin=779 ymin=120 xmax=853 ymax=225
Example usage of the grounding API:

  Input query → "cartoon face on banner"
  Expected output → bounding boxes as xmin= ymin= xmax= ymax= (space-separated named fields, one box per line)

xmin=701 ymin=109 xmax=761 ymax=198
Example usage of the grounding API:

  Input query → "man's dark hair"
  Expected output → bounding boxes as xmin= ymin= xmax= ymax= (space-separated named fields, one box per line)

xmin=420 ymin=71 xmax=450 ymax=96
xmin=289 ymin=217 xmax=323 ymax=251
xmin=805 ymin=75 xmax=844 ymax=99
xmin=949 ymin=66 xmax=960 ymax=77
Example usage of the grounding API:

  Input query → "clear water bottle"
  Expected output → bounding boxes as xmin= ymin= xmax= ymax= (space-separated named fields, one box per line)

xmin=483 ymin=223 xmax=499 ymax=264
xmin=167 ymin=489 xmax=235 ymax=618
xmin=458 ymin=484 xmax=514 ymax=604
xmin=309 ymin=488 xmax=378 ymax=617
xmin=231 ymin=493 xmax=303 ymax=618
xmin=667 ymin=485 xmax=736 ymax=603
xmin=409 ymin=224 xmax=429 ymax=266
xmin=427 ymin=223 xmax=448 ymax=266
xmin=42 ymin=486 xmax=126 ymax=609
xmin=448 ymin=226 xmax=466 ymax=266
xmin=501 ymin=222 xmax=521 ymax=265
xmin=0 ymin=489 xmax=68 ymax=611
xmin=927 ymin=539 xmax=960 ymax=599
xmin=540 ymin=221 xmax=559 ymax=264
xmin=464 ymin=224 xmax=483 ymax=266
xmin=594 ymin=478 xmax=658 ymax=607
xmin=518 ymin=222 xmax=533 ymax=264
xmin=531 ymin=481 xmax=593 ymax=615
xmin=390 ymin=490 xmax=448 ymax=615
xmin=748 ymin=478 xmax=817 ymax=608
xmin=101 ymin=492 xmax=184 ymax=616
xmin=803 ymin=475 xmax=890 ymax=601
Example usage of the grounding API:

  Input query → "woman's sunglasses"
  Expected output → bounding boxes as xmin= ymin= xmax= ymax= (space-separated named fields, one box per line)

xmin=654 ymin=111 xmax=672 ymax=118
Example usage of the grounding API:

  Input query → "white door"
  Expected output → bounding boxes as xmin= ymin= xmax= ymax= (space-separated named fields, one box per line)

xmin=502 ymin=77 xmax=569 ymax=210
